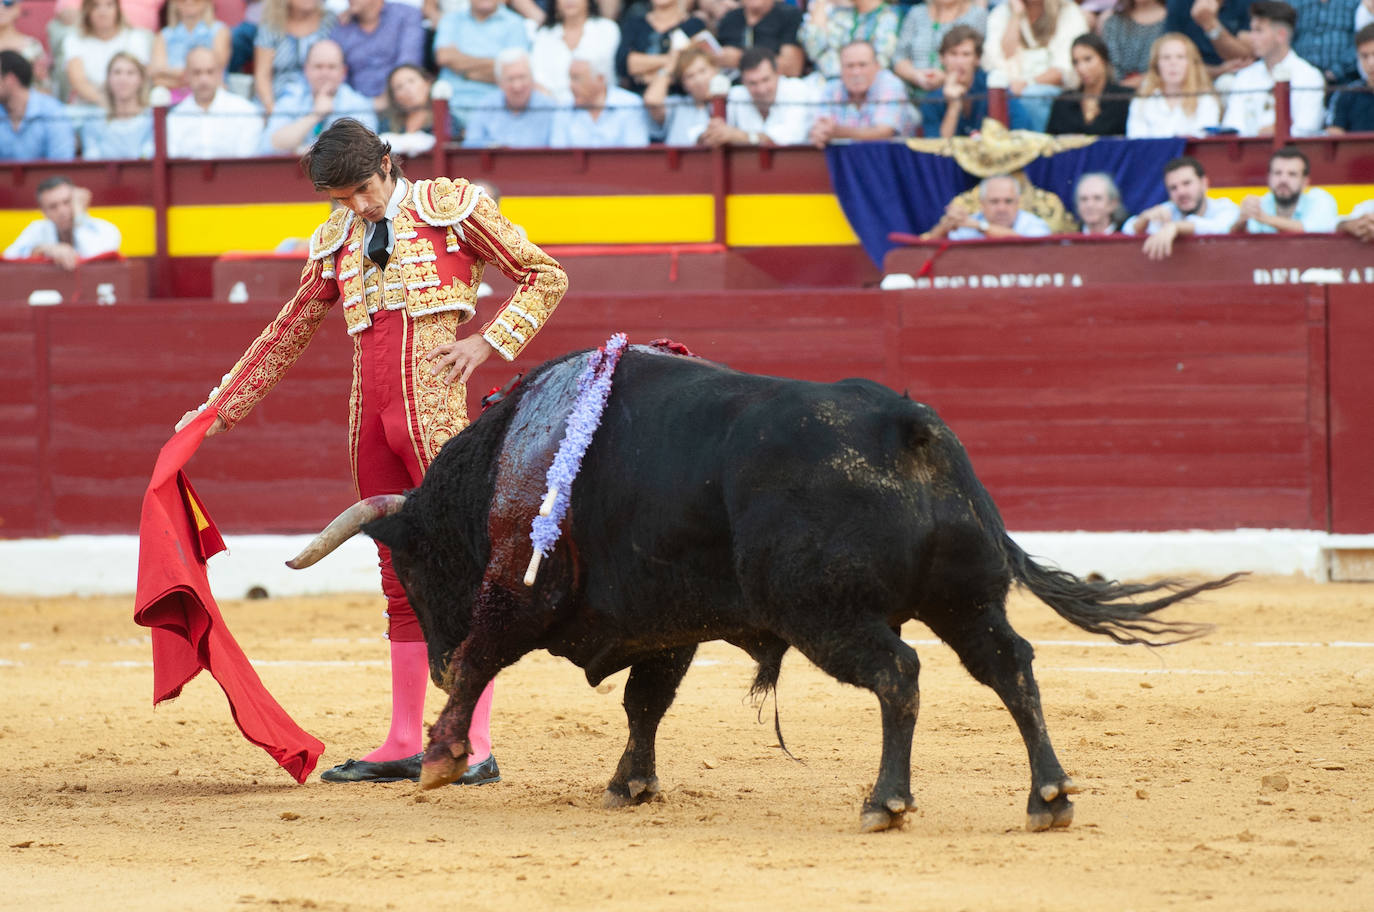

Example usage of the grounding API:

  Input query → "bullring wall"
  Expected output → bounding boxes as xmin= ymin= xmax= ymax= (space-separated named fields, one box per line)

xmin=3 ymin=282 xmax=1370 ymax=539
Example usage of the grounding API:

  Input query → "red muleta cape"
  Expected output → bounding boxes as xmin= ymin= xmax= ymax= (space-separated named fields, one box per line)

xmin=133 ymin=407 xmax=324 ymax=783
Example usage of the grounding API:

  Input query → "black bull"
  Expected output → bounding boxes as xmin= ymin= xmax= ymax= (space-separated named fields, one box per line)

xmin=290 ymin=345 xmax=1239 ymax=833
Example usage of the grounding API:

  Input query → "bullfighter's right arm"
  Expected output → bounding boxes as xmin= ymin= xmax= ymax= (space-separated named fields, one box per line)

xmin=201 ymin=256 xmax=340 ymax=430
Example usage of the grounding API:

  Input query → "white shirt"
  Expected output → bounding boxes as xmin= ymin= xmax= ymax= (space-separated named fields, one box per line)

xmin=60 ymin=28 xmax=154 ymax=94
xmin=1126 ymin=92 xmax=1221 ymax=139
xmin=1124 ymin=196 xmax=1242 ymax=236
xmin=167 ymin=89 xmax=265 ymax=159
xmin=528 ymin=18 xmax=621 ymax=104
xmin=948 ymin=209 xmax=1053 ymax=240
xmin=981 ymin=0 xmax=1089 ymax=88
xmin=1349 ymin=199 xmax=1374 ymax=218
xmin=4 ymin=213 xmax=122 ymax=260
xmin=1221 ymin=50 xmax=1326 ymax=137
xmin=662 ymin=96 xmax=711 ymax=146
xmin=725 ymin=76 xmax=816 ymax=146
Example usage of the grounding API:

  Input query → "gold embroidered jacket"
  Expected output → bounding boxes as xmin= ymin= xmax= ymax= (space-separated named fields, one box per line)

xmin=203 ymin=177 xmax=568 ymax=468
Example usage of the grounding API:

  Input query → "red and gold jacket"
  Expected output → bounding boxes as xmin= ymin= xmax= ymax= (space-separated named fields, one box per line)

xmin=201 ymin=177 xmax=567 ymax=467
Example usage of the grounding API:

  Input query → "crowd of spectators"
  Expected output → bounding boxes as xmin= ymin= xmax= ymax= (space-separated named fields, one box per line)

xmin=3 ymin=0 xmax=1374 ymax=259
xmin=0 ymin=0 xmax=1372 ymax=163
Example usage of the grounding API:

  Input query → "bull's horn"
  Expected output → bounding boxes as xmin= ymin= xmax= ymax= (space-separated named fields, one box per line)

xmin=286 ymin=494 xmax=407 ymax=569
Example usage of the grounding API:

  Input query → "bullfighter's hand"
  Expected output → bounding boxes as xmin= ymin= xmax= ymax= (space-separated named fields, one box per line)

xmin=175 ymin=409 xmax=227 ymax=437
xmin=424 ymin=333 xmax=495 ymax=385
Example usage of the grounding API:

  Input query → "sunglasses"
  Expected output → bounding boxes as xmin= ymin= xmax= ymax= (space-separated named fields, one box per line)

xmin=1 ymin=1 xmax=19 ymax=8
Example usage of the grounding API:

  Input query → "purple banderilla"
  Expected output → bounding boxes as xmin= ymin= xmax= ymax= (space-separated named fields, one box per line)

xmin=524 ymin=332 xmax=628 ymax=586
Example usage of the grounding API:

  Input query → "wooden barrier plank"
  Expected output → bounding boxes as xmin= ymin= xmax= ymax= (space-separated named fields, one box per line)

xmin=1328 ymin=284 xmax=1374 ymax=533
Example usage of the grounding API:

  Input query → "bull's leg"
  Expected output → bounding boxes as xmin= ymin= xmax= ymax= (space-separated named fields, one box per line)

xmin=419 ymin=584 xmax=537 ymax=790
xmin=602 ymin=644 xmax=697 ymax=808
xmin=926 ymin=607 xmax=1078 ymax=832
xmin=786 ymin=622 xmax=920 ymax=834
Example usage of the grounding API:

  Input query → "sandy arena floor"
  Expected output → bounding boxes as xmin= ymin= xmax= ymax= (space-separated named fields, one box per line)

xmin=1 ymin=576 xmax=1371 ymax=911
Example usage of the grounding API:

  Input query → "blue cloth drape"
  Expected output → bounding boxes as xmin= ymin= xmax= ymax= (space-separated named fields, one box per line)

xmin=825 ymin=136 xmax=1187 ymax=268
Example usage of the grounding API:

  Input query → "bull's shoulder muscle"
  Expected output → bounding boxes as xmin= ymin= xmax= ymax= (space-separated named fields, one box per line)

xmin=308 ymin=207 xmax=355 ymax=261
xmin=411 ymin=177 xmax=483 ymax=228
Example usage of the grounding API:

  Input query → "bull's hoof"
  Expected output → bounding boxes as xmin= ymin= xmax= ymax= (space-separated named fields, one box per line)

xmin=601 ymin=776 xmax=661 ymax=808
xmin=858 ymin=795 xmax=914 ymax=833
xmin=419 ymin=746 xmax=469 ymax=790
xmin=1026 ymin=777 xmax=1079 ymax=831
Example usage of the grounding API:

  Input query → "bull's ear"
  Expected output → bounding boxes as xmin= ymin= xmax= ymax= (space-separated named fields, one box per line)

xmin=363 ymin=513 xmax=412 ymax=552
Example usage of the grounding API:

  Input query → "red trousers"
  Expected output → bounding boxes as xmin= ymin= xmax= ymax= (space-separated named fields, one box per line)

xmin=354 ymin=308 xmax=451 ymax=643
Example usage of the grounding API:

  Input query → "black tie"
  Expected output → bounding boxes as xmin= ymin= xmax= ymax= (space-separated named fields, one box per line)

xmin=368 ymin=220 xmax=390 ymax=270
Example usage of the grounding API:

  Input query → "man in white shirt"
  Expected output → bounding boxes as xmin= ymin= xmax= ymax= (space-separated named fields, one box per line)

xmin=167 ymin=46 xmax=265 ymax=159
xmin=3 ymin=176 xmax=120 ymax=270
xmin=924 ymin=175 xmax=1054 ymax=241
xmin=1126 ymin=156 xmax=1241 ymax=260
xmin=700 ymin=47 xmax=814 ymax=146
xmin=1220 ymin=1 xmax=1326 ymax=136
xmin=548 ymin=50 xmax=650 ymax=148
xmin=1231 ymin=146 xmax=1339 ymax=233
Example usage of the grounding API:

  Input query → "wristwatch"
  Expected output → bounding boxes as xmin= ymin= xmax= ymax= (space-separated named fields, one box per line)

xmin=1205 ymin=23 xmax=1224 ymax=40
xmin=747 ymin=131 xmax=760 ymax=145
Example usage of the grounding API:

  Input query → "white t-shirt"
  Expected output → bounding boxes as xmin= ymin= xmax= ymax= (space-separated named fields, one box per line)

xmin=1126 ymin=92 xmax=1221 ymax=139
xmin=725 ymin=76 xmax=816 ymax=146
xmin=528 ymin=18 xmax=621 ymax=103
xmin=60 ymin=28 xmax=155 ymax=96
xmin=4 ymin=214 xmax=122 ymax=260
xmin=1221 ymin=50 xmax=1327 ymax=137
xmin=167 ymin=89 xmax=265 ymax=159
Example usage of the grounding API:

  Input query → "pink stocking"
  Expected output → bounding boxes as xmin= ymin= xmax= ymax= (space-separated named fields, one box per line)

xmin=467 ymin=680 xmax=494 ymax=763
xmin=361 ymin=639 xmax=428 ymax=762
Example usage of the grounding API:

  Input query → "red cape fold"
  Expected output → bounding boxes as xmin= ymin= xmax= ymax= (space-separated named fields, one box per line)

xmin=133 ymin=407 xmax=324 ymax=783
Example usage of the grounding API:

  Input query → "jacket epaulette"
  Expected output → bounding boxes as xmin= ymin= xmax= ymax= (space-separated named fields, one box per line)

xmin=309 ymin=207 xmax=355 ymax=261
xmin=411 ymin=177 xmax=483 ymax=228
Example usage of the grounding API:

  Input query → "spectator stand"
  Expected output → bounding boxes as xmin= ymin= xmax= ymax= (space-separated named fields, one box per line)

xmin=1 ymin=79 xmax=1372 ymax=299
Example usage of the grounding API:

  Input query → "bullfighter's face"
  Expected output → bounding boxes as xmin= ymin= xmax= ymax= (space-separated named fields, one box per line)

xmin=326 ymin=154 xmax=397 ymax=223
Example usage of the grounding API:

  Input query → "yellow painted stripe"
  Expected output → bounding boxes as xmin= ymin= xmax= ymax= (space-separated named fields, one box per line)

xmin=501 ymin=195 xmax=715 ymax=245
xmin=168 ymin=202 xmax=332 ymax=257
xmin=1211 ymin=183 xmax=1374 ymax=214
xmin=727 ymin=194 xmax=859 ymax=246
xmin=13 ymin=181 xmax=1365 ymax=260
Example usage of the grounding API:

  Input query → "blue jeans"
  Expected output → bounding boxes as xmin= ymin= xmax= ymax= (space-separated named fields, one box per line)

xmin=1009 ymin=83 xmax=1061 ymax=133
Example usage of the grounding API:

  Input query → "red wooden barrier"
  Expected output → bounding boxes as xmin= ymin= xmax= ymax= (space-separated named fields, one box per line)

xmin=3 ymin=282 xmax=1360 ymax=539
xmin=1328 ymin=284 xmax=1374 ymax=533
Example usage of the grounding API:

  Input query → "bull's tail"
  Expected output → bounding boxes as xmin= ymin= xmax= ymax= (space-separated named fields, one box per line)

xmin=1004 ymin=535 xmax=1243 ymax=646
xmin=746 ymin=640 xmax=800 ymax=761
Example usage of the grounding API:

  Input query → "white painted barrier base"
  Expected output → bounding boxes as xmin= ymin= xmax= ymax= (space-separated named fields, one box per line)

xmin=3 ymin=530 xmax=1374 ymax=597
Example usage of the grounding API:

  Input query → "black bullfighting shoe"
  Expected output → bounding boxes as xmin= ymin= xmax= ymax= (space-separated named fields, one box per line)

xmin=319 ymin=753 xmax=422 ymax=783
xmin=319 ymin=753 xmax=502 ymax=785
xmin=459 ymin=754 xmax=501 ymax=786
